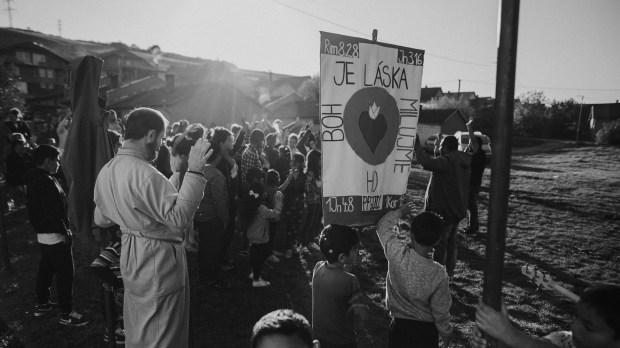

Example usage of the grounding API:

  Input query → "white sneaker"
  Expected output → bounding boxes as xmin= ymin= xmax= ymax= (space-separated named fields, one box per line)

xmin=252 ymin=279 xmax=270 ymax=288
xmin=248 ymin=272 xmax=254 ymax=280
xmin=267 ymin=254 xmax=281 ymax=263
xmin=308 ymin=242 xmax=321 ymax=252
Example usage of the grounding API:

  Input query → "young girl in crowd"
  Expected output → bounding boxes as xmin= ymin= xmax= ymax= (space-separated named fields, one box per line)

xmin=301 ymin=150 xmax=322 ymax=251
xmin=279 ymin=153 xmax=306 ymax=259
xmin=241 ymin=181 xmax=283 ymax=288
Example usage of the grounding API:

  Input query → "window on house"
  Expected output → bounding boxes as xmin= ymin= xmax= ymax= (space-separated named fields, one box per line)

xmin=40 ymin=82 xmax=54 ymax=89
xmin=32 ymin=53 xmax=47 ymax=66
xmin=16 ymin=51 xmax=31 ymax=63
xmin=46 ymin=69 xmax=55 ymax=78
xmin=38 ymin=68 xmax=47 ymax=78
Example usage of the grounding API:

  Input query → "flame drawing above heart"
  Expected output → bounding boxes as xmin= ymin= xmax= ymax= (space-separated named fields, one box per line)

xmin=369 ymin=102 xmax=380 ymax=120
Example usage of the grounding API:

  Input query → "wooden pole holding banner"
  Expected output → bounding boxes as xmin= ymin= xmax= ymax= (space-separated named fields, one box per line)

xmin=482 ymin=0 xmax=520 ymax=347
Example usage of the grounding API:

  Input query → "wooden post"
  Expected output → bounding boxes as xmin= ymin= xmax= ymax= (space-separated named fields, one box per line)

xmin=372 ymin=29 xmax=378 ymax=42
xmin=483 ymin=0 xmax=520 ymax=347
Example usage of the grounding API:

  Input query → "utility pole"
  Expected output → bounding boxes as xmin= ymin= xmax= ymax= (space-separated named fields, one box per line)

xmin=3 ymin=0 xmax=15 ymax=27
xmin=458 ymin=79 xmax=461 ymax=99
xmin=58 ymin=19 xmax=62 ymax=36
xmin=483 ymin=0 xmax=520 ymax=347
xmin=576 ymin=95 xmax=584 ymax=143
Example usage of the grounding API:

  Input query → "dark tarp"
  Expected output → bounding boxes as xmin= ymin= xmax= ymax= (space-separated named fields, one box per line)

xmin=62 ymin=55 xmax=113 ymax=238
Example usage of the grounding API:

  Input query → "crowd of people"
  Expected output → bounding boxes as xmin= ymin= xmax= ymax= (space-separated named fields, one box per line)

xmin=2 ymin=104 xmax=618 ymax=348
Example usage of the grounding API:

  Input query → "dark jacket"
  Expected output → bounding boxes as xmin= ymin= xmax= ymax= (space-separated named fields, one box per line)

xmin=264 ymin=145 xmax=279 ymax=169
xmin=5 ymin=149 xmax=33 ymax=186
xmin=195 ymin=165 xmax=229 ymax=224
xmin=25 ymin=167 xmax=70 ymax=235
xmin=415 ymin=147 xmax=471 ymax=223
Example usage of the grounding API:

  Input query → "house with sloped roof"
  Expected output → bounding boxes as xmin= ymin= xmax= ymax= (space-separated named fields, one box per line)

xmin=263 ymin=92 xmax=319 ymax=129
xmin=443 ymin=91 xmax=478 ymax=101
xmin=105 ymin=75 xmax=165 ymax=105
xmin=420 ymin=87 xmax=444 ymax=102
xmin=0 ymin=41 xmax=70 ymax=115
xmin=108 ymin=82 xmax=264 ymax=126
xmin=417 ymin=108 xmax=468 ymax=145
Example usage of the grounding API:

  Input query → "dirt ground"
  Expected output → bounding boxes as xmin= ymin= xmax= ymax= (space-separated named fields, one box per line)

xmin=1 ymin=142 xmax=618 ymax=347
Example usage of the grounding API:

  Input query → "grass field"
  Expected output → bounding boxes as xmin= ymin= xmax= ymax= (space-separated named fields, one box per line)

xmin=1 ymin=141 xmax=619 ymax=347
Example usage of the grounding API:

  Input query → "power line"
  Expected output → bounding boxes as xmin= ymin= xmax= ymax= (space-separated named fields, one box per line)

xmin=270 ymin=0 xmax=495 ymax=67
xmin=270 ymin=0 xmax=368 ymax=38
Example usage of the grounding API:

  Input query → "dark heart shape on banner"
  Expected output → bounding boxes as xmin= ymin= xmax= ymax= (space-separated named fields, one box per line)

xmin=358 ymin=105 xmax=387 ymax=153
xmin=343 ymin=87 xmax=400 ymax=166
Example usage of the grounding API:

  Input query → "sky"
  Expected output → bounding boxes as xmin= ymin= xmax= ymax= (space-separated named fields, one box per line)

xmin=3 ymin=0 xmax=620 ymax=104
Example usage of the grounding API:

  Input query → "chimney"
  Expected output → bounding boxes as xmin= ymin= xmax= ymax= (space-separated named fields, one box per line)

xmin=165 ymin=74 xmax=175 ymax=91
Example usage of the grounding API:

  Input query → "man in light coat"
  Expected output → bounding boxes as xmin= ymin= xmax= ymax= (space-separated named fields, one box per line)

xmin=93 ymin=107 xmax=212 ymax=347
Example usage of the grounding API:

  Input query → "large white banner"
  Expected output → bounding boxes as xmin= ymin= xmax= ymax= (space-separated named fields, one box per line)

xmin=320 ymin=31 xmax=424 ymax=226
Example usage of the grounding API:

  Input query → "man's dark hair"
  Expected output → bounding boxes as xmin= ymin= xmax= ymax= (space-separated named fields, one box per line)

xmin=251 ymin=309 xmax=313 ymax=348
xmin=442 ymin=135 xmax=459 ymax=152
xmin=265 ymin=169 xmax=280 ymax=187
xmin=265 ymin=133 xmax=276 ymax=145
xmin=124 ymin=107 xmax=167 ymax=140
xmin=580 ymin=284 xmax=620 ymax=339
xmin=319 ymin=225 xmax=359 ymax=263
xmin=410 ymin=212 xmax=443 ymax=247
xmin=250 ymin=129 xmax=265 ymax=146
xmin=211 ymin=127 xmax=233 ymax=146
xmin=246 ymin=167 xmax=265 ymax=184
xmin=32 ymin=144 xmax=60 ymax=166
xmin=9 ymin=108 xmax=20 ymax=116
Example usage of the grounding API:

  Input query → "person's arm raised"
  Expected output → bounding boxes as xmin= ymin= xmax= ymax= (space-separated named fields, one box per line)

xmin=187 ymin=138 xmax=213 ymax=174
xmin=467 ymin=116 xmax=479 ymax=153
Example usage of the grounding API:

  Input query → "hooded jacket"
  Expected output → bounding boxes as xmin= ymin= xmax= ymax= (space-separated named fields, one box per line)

xmin=415 ymin=147 xmax=471 ymax=223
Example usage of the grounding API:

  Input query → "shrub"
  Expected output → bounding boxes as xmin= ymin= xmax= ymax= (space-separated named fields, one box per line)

xmin=595 ymin=120 xmax=620 ymax=145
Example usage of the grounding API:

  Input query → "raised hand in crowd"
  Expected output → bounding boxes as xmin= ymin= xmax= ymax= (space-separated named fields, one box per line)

xmin=187 ymin=138 xmax=213 ymax=173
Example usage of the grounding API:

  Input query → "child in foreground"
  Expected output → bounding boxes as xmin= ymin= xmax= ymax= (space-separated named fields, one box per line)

xmin=376 ymin=203 xmax=453 ymax=347
xmin=251 ymin=309 xmax=319 ymax=348
xmin=312 ymin=224 xmax=369 ymax=347
xmin=241 ymin=181 xmax=283 ymax=288
xmin=473 ymin=284 xmax=620 ymax=348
